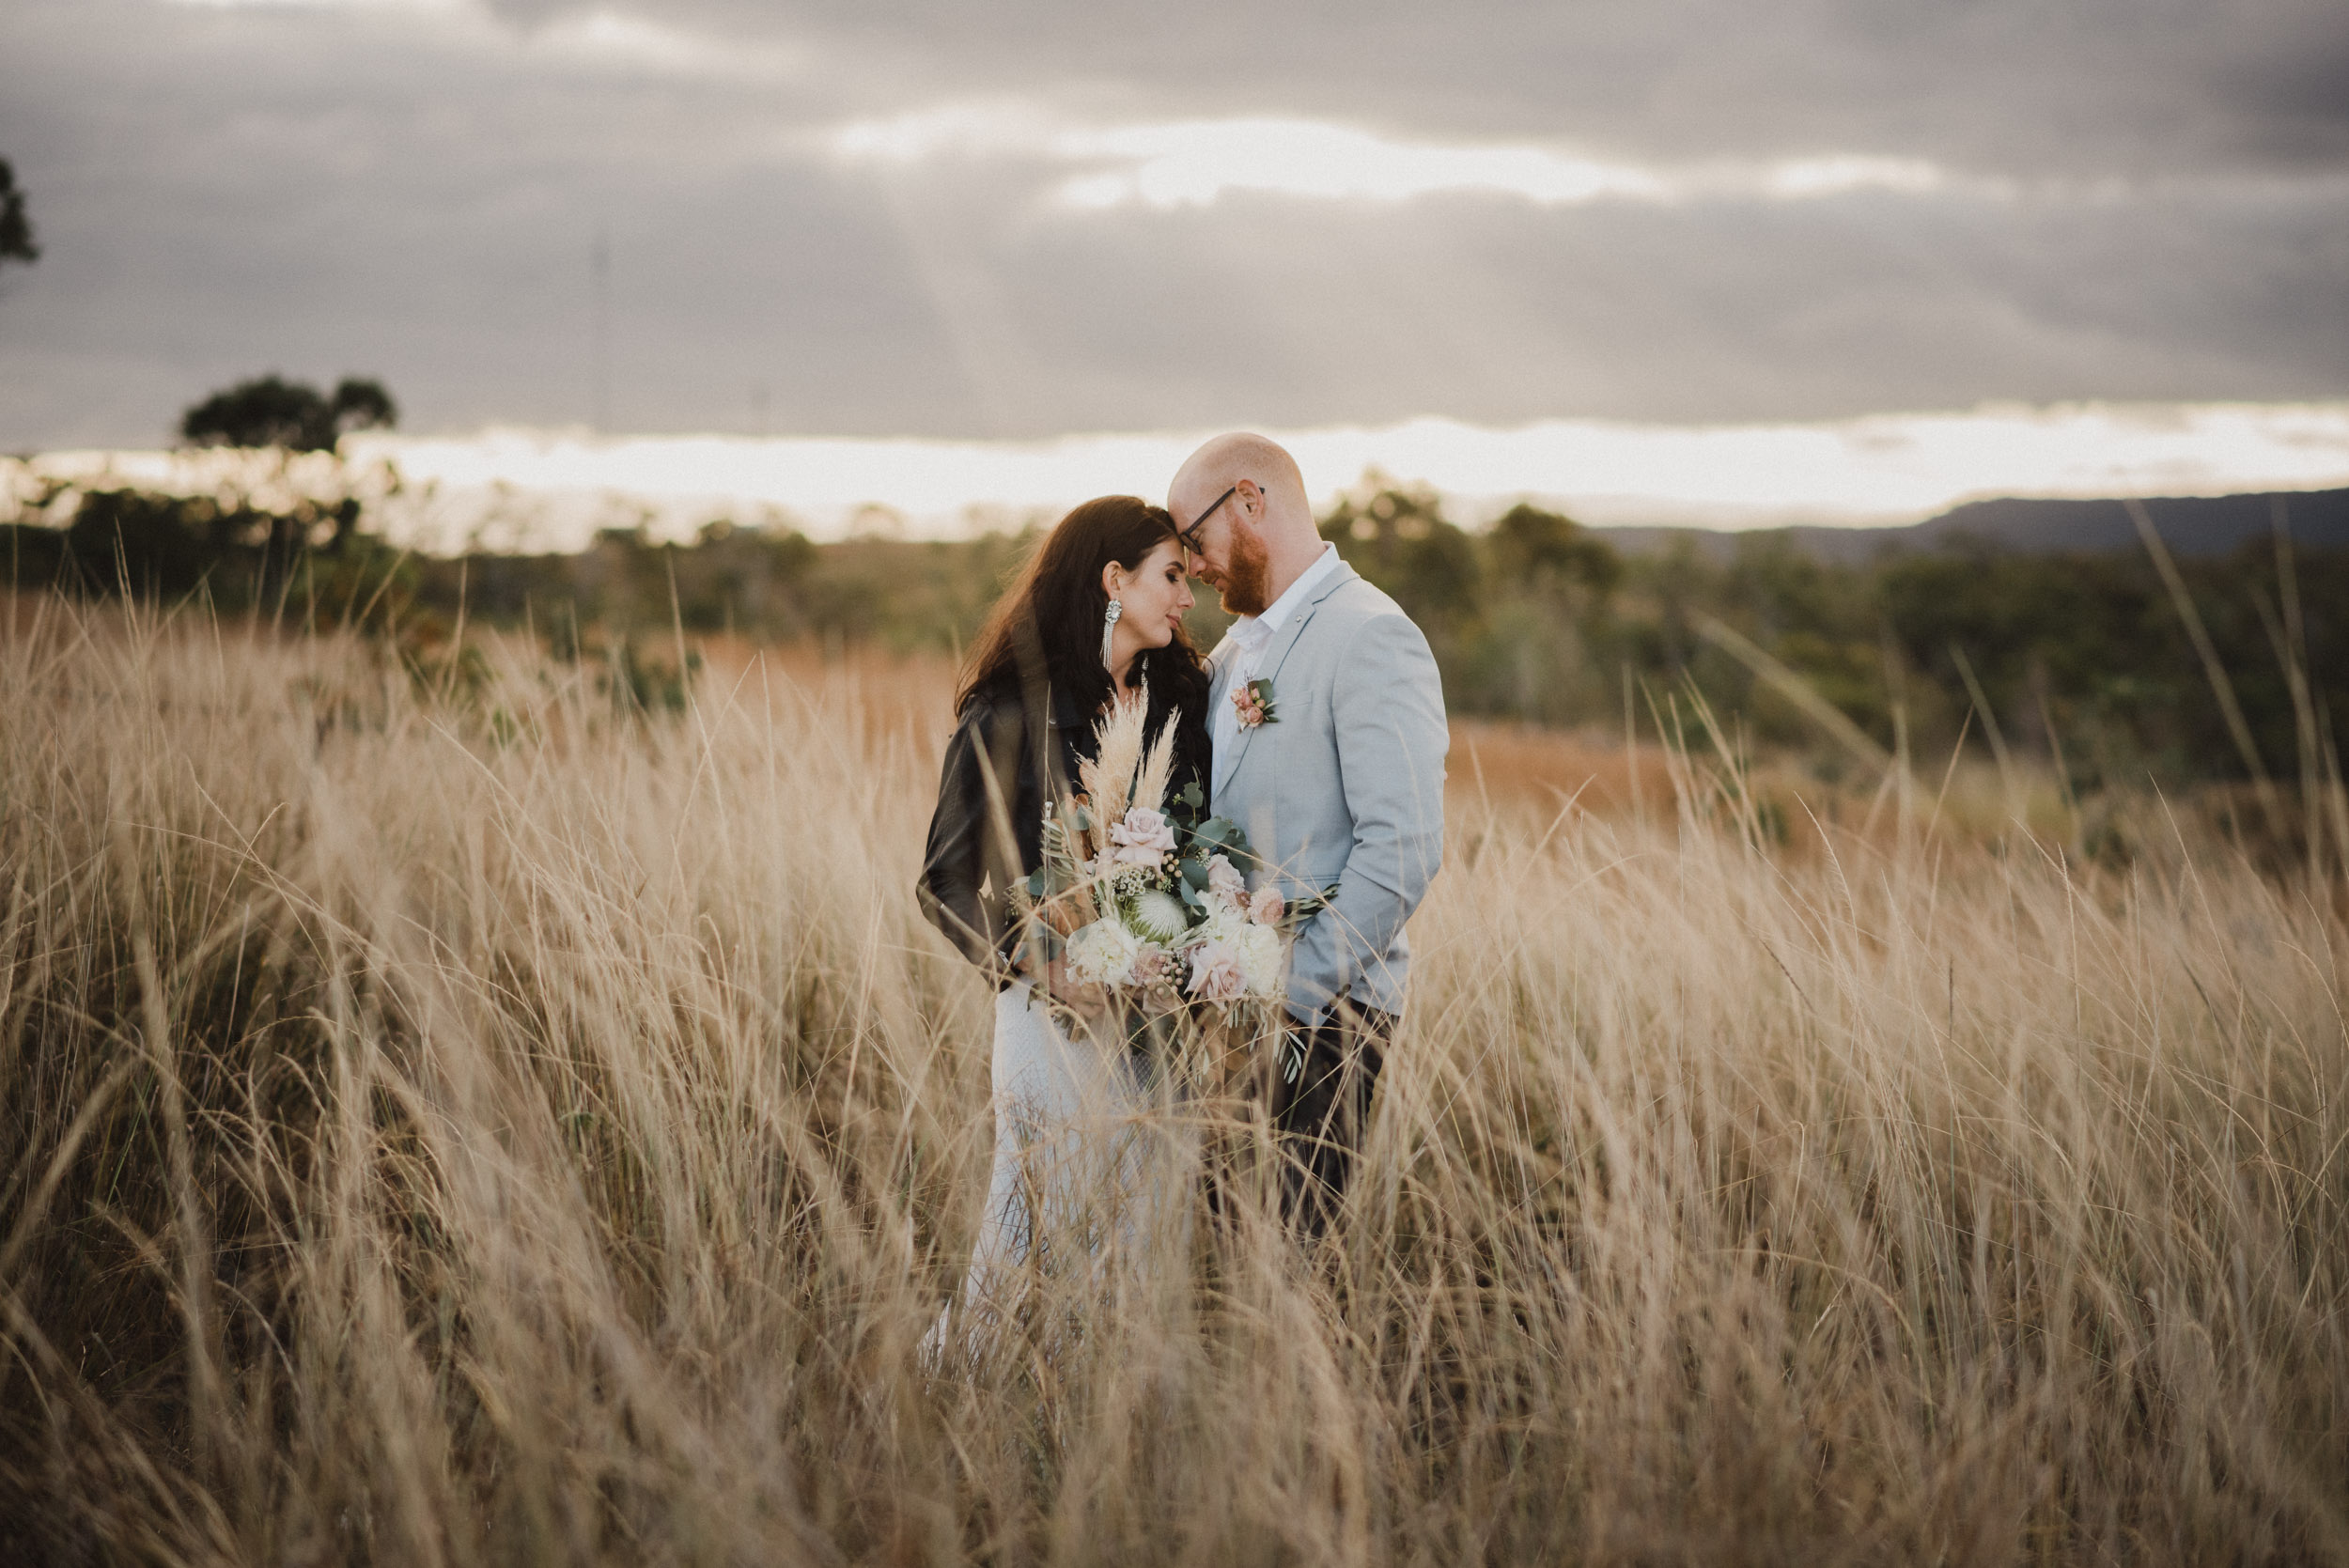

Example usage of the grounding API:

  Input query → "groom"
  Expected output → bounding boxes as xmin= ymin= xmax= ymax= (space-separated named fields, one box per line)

xmin=1169 ymin=433 xmax=1448 ymax=1237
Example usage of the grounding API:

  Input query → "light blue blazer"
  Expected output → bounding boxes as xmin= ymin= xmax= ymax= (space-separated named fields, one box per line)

xmin=1208 ymin=560 xmax=1448 ymax=1020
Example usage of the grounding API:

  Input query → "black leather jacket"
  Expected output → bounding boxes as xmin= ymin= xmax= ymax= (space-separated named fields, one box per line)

xmin=917 ymin=677 xmax=1210 ymax=982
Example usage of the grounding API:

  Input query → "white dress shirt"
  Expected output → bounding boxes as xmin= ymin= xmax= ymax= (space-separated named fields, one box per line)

xmin=1211 ymin=541 xmax=1341 ymax=799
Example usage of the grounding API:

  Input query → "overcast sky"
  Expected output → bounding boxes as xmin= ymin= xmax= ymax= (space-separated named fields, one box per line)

xmin=2 ymin=0 xmax=2345 ymax=455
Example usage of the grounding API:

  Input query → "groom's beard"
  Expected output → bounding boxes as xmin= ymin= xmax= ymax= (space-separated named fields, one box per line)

xmin=1217 ymin=527 xmax=1272 ymax=616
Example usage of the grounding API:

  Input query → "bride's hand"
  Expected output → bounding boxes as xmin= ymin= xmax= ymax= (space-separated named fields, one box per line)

xmin=1036 ymin=955 xmax=1108 ymax=1022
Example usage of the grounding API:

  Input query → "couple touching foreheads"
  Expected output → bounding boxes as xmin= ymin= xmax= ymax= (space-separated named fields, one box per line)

xmin=917 ymin=432 xmax=1447 ymax=1328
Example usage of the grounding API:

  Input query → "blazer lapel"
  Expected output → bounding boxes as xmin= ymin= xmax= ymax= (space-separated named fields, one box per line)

xmin=1220 ymin=561 xmax=1358 ymax=789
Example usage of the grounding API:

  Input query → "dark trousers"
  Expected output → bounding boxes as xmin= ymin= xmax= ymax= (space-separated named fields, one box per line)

xmin=1268 ymin=1002 xmax=1393 ymax=1238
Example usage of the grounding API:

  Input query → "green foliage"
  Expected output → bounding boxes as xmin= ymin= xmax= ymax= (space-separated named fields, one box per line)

xmin=179 ymin=374 xmax=398 ymax=453
xmin=4 ymin=483 xmax=412 ymax=629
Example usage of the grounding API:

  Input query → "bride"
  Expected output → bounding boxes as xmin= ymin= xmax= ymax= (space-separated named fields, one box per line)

xmin=916 ymin=495 xmax=1211 ymax=1348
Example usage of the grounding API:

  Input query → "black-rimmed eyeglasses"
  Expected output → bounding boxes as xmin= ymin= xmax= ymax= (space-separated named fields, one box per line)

xmin=1177 ymin=483 xmax=1244 ymax=556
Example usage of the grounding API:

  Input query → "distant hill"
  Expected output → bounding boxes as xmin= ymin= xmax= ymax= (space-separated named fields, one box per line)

xmin=1595 ymin=487 xmax=2349 ymax=562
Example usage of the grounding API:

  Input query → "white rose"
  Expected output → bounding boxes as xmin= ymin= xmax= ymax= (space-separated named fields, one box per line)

xmin=1237 ymin=922 xmax=1285 ymax=997
xmin=1064 ymin=918 xmax=1141 ymax=986
xmin=1190 ymin=905 xmax=1244 ymax=945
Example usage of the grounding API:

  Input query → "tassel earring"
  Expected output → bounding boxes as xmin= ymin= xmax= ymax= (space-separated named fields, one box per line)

xmin=1100 ymin=598 xmax=1123 ymax=672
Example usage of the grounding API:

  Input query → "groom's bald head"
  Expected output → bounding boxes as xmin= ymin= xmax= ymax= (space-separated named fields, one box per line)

xmin=1169 ymin=432 xmax=1315 ymax=546
xmin=1169 ymin=432 xmax=1327 ymax=615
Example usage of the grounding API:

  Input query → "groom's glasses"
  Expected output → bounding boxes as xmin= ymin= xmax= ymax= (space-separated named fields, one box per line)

xmin=1177 ymin=484 xmax=1243 ymax=557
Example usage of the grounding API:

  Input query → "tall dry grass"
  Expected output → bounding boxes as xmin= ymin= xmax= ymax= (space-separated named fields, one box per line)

xmin=3 ymin=599 xmax=2346 ymax=1565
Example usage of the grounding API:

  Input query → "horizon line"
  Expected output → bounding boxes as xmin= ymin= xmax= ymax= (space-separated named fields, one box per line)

xmin=8 ymin=399 xmax=2348 ymax=553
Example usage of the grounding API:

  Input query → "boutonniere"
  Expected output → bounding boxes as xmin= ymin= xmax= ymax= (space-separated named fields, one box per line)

xmin=1232 ymin=676 xmax=1278 ymax=729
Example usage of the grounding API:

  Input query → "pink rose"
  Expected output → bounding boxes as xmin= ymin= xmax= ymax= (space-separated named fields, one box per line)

xmin=1249 ymin=887 xmax=1284 ymax=926
xmin=1108 ymin=806 xmax=1176 ymax=866
xmin=1184 ymin=939 xmax=1247 ymax=1002
xmin=1206 ymin=853 xmax=1248 ymax=908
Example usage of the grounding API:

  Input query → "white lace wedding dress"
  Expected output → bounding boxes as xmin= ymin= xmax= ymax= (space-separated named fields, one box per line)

xmin=928 ymin=981 xmax=1197 ymax=1358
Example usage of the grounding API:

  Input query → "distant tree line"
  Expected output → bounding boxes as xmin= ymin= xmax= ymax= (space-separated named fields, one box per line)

xmin=1308 ymin=478 xmax=2348 ymax=799
xmin=358 ymin=484 xmax=2349 ymax=797
xmin=1 ymin=372 xmax=404 ymax=616
xmin=8 ymin=442 xmax=2346 ymax=797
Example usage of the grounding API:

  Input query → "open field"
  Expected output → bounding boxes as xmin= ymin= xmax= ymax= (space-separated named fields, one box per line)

xmin=4 ymin=604 xmax=2347 ymax=1565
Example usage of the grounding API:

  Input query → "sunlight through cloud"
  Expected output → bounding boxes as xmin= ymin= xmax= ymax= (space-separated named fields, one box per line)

xmin=831 ymin=105 xmax=1984 ymax=210
xmin=1052 ymin=119 xmax=1672 ymax=209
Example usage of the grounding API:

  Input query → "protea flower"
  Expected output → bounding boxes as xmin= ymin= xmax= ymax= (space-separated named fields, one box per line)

xmin=1127 ymin=889 xmax=1190 ymax=944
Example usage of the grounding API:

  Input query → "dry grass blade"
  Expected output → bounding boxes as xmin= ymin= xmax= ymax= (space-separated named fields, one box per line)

xmin=2127 ymin=496 xmax=2286 ymax=835
xmin=1130 ymin=701 xmax=1178 ymax=820
xmin=1079 ymin=686 xmax=1147 ymax=831
xmin=0 ymin=602 xmax=2344 ymax=1566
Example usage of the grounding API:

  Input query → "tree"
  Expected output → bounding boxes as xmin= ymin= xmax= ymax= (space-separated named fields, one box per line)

xmin=1488 ymin=503 xmax=1622 ymax=598
xmin=1319 ymin=476 xmax=1483 ymax=628
xmin=175 ymin=374 xmax=399 ymax=602
xmin=0 ymin=158 xmax=38 ymax=270
xmin=179 ymin=374 xmax=399 ymax=453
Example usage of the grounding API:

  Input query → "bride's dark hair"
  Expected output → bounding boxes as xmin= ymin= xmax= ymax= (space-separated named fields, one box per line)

xmin=956 ymin=495 xmax=1208 ymax=725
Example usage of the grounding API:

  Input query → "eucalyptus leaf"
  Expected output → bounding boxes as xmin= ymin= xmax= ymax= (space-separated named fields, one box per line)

xmin=1191 ymin=815 xmax=1243 ymax=852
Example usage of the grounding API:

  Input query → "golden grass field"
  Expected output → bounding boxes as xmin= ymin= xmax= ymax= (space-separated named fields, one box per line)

xmin=3 ymin=600 xmax=2346 ymax=1565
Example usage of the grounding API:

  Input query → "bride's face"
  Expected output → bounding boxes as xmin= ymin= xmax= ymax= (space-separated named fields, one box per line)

xmin=1106 ymin=539 xmax=1195 ymax=651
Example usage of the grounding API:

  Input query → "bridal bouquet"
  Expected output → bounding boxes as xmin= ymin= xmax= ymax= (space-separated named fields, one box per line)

xmin=1017 ymin=692 xmax=1326 ymax=1073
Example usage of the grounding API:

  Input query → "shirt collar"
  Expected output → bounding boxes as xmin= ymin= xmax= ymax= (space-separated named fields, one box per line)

xmin=1232 ymin=541 xmax=1340 ymax=648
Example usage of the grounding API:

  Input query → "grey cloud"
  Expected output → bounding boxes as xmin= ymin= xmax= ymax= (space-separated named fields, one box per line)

xmin=962 ymin=179 xmax=2349 ymax=430
xmin=1 ymin=0 xmax=2342 ymax=450
xmin=485 ymin=0 xmax=2349 ymax=177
